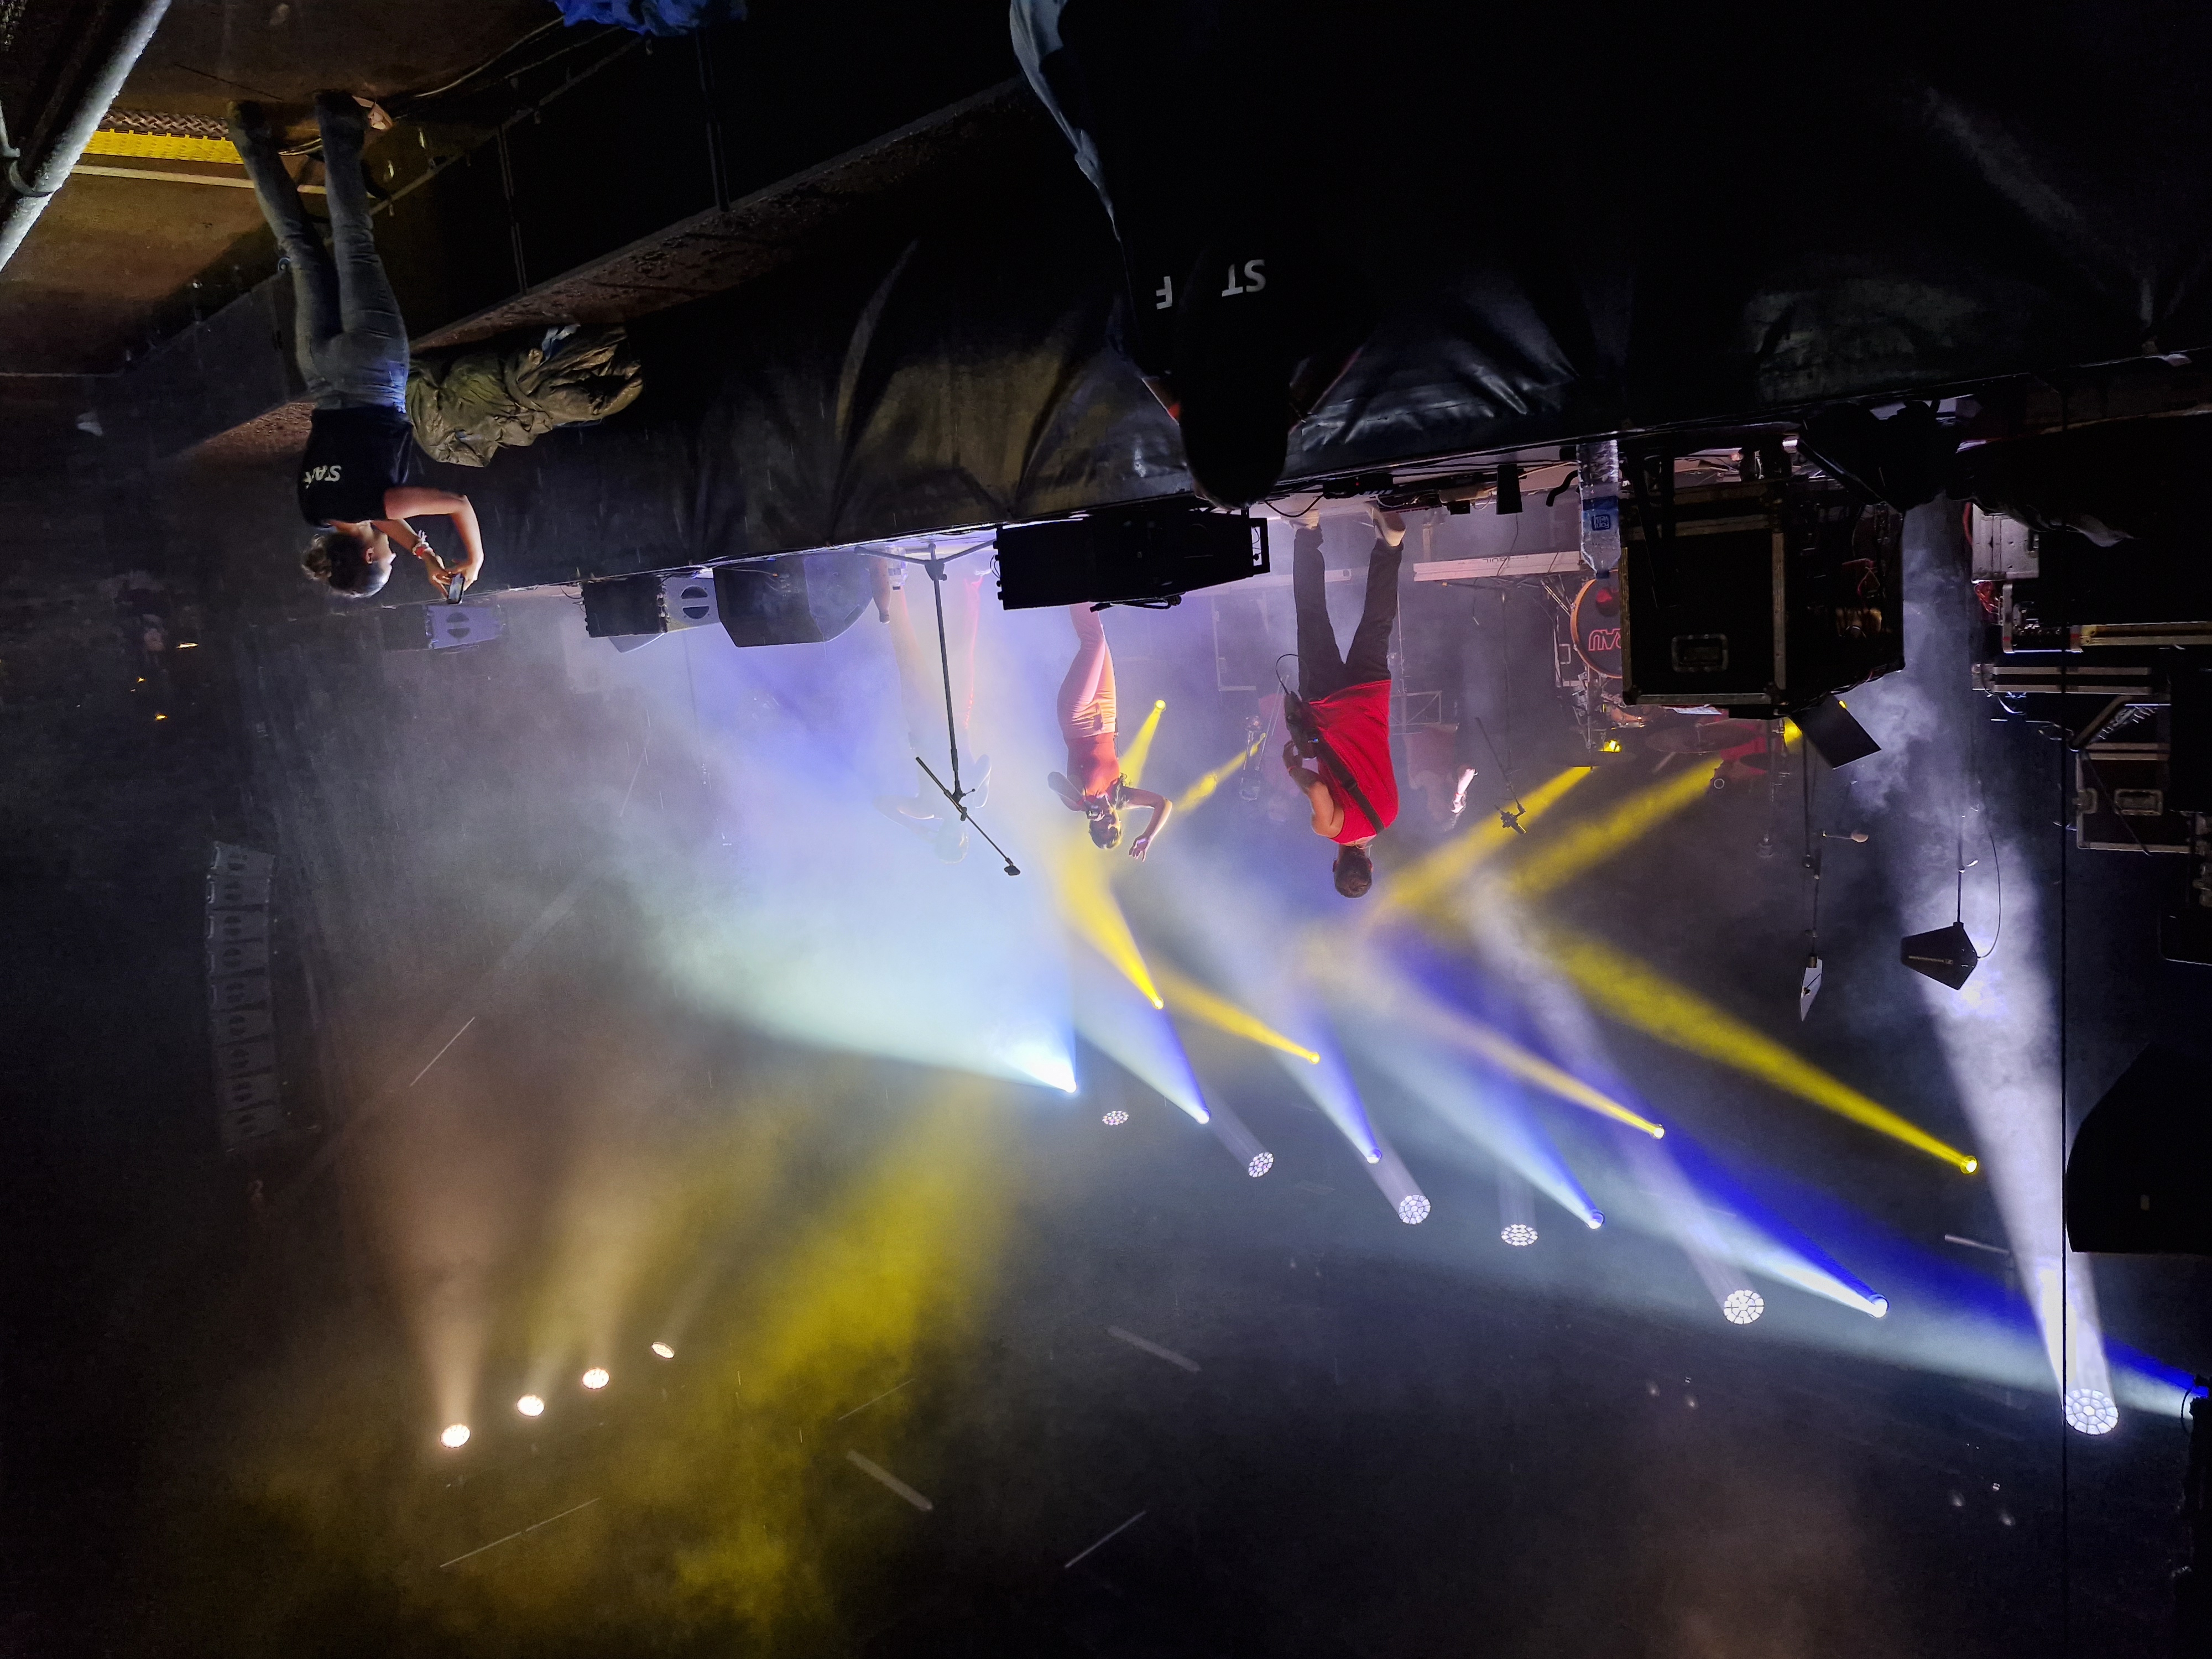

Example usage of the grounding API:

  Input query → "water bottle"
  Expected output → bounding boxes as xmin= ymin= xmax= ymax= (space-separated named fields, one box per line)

xmin=1577 ymin=438 xmax=1621 ymax=573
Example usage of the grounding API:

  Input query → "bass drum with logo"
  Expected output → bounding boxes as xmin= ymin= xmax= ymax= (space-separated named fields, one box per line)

xmin=1569 ymin=578 xmax=1623 ymax=682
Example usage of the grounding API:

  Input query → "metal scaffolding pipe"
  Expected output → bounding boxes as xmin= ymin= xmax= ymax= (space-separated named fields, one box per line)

xmin=0 ymin=0 xmax=176 ymax=273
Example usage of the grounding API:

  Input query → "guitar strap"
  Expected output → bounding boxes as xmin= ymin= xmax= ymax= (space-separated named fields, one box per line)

xmin=1286 ymin=691 xmax=1386 ymax=839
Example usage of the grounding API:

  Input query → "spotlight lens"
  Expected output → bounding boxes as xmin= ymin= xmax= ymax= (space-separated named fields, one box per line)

xmin=1397 ymin=1194 xmax=1431 ymax=1225
xmin=1501 ymin=1223 xmax=1538 ymax=1248
xmin=1868 ymin=1295 xmax=1890 ymax=1318
xmin=2062 ymin=1387 xmax=2119 ymax=1435
xmin=1365 ymin=1151 xmax=1381 ymax=1165
xmin=1585 ymin=1211 xmax=1604 ymax=1229
xmin=1102 ymin=1109 xmax=1129 ymax=1126
xmin=581 ymin=1368 xmax=610 ymax=1390
xmin=651 ymin=1342 xmax=676 ymax=1360
xmin=1963 ymin=1157 xmax=1979 ymax=1173
xmin=1721 ymin=1288 xmax=1766 ymax=1325
xmin=440 ymin=1423 xmax=471 ymax=1448
xmin=1652 ymin=1125 xmax=1666 ymax=1139
xmin=517 ymin=1395 xmax=545 ymax=1417
xmin=1248 ymin=1152 xmax=1274 ymax=1178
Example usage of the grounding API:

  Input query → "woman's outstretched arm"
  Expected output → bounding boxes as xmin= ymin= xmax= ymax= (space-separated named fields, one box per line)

xmin=1123 ymin=787 xmax=1172 ymax=860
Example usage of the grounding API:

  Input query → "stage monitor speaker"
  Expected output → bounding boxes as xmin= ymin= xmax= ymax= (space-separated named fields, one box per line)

xmin=714 ymin=551 xmax=869 ymax=647
xmin=995 ymin=502 xmax=1267 ymax=611
xmin=1900 ymin=921 xmax=1979 ymax=989
xmin=582 ymin=573 xmax=666 ymax=639
xmin=2067 ymin=1045 xmax=2212 ymax=1254
xmin=2173 ymin=666 xmax=2212 ymax=813
xmin=2162 ymin=906 xmax=2212 ymax=967
xmin=1620 ymin=472 xmax=1903 ymax=718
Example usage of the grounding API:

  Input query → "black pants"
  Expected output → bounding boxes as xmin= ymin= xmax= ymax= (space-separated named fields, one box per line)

xmin=1295 ymin=525 xmax=1400 ymax=701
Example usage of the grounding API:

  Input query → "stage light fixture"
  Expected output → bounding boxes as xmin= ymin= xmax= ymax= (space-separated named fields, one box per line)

xmin=1868 ymin=1296 xmax=1889 ymax=1318
xmin=1102 ymin=1109 xmax=1129 ymax=1125
xmin=1007 ymin=1045 xmax=1079 ymax=1094
xmin=1722 ymin=1289 xmax=1766 ymax=1325
xmin=1586 ymin=1212 xmax=1605 ymax=1229
xmin=581 ymin=1368 xmax=610 ymax=1390
xmin=1248 ymin=1152 xmax=1274 ymax=1177
xmin=1365 ymin=1151 xmax=1381 ymax=1165
xmin=440 ymin=1423 xmax=471 ymax=1448
xmin=1502 ymin=1223 xmax=1538 ymax=1247
xmin=2063 ymin=1388 xmax=2119 ymax=1436
xmin=1399 ymin=1195 xmax=1432 ymax=1224
xmin=517 ymin=1394 xmax=546 ymax=1416
xmin=651 ymin=1342 xmax=676 ymax=1360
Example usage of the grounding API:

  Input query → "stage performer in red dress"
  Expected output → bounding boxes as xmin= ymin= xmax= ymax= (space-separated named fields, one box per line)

xmin=1282 ymin=508 xmax=1404 ymax=896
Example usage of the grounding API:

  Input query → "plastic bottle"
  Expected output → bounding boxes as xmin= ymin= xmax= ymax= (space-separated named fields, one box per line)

xmin=1577 ymin=439 xmax=1622 ymax=573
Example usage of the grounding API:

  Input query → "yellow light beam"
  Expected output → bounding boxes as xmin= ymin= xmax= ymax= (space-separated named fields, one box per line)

xmin=1155 ymin=966 xmax=1319 ymax=1063
xmin=1317 ymin=938 xmax=1665 ymax=1136
xmin=1542 ymin=925 xmax=1979 ymax=1172
xmin=1425 ymin=1009 xmax=1666 ymax=1137
xmin=1175 ymin=745 xmax=1254 ymax=814
xmin=1385 ymin=765 xmax=1594 ymax=920
xmin=1504 ymin=758 xmax=1723 ymax=901
xmin=1054 ymin=843 xmax=1161 ymax=1006
xmin=1120 ymin=699 xmax=1167 ymax=787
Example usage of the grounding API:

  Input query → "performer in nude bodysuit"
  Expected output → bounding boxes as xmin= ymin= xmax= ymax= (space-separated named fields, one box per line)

xmin=1048 ymin=606 xmax=1171 ymax=859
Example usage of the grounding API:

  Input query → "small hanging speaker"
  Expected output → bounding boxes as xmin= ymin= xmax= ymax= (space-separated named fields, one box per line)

xmin=1900 ymin=921 xmax=1979 ymax=989
xmin=1793 ymin=696 xmax=1881 ymax=768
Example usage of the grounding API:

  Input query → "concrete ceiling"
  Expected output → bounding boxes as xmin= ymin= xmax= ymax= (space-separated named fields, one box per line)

xmin=0 ymin=0 xmax=553 ymax=373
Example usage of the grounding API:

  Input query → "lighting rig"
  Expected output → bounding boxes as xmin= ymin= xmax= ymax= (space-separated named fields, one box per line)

xmin=1971 ymin=504 xmax=2212 ymax=965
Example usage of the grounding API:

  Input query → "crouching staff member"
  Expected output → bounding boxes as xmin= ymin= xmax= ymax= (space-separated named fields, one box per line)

xmin=1282 ymin=509 xmax=1403 ymax=896
xmin=1048 ymin=605 xmax=1172 ymax=859
xmin=229 ymin=91 xmax=484 ymax=598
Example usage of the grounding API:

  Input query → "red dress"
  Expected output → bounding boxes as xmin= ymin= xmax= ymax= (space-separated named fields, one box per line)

xmin=1309 ymin=681 xmax=1397 ymax=842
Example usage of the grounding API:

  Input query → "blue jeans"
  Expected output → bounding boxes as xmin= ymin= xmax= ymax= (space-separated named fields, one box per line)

xmin=235 ymin=98 xmax=409 ymax=411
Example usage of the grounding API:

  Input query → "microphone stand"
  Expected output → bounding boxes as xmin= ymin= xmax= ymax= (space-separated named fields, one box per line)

xmin=880 ymin=540 xmax=1021 ymax=877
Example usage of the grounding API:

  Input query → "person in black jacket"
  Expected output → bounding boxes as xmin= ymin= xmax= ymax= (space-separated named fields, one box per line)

xmin=1009 ymin=0 xmax=1371 ymax=508
xmin=229 ymin=91 xmax=484 ymax=598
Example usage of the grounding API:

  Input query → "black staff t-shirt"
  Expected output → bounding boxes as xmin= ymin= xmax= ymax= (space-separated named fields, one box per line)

xmin=296 ymin=405 xmax=420 ymax=526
